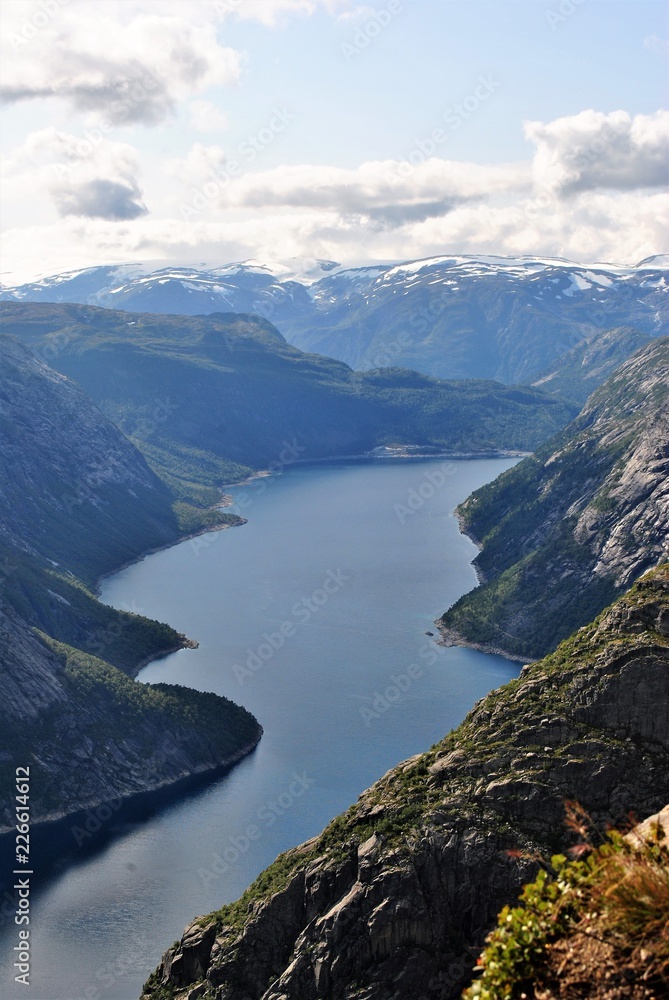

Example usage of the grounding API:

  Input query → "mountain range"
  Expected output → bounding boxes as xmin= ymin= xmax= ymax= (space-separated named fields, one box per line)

xmin=0 ymin=302 xmax=577 ymax=504
xmin=2 ymin=254 xmax=666 ymax=385
xmin=0 ymin=254 xmax=667 ymax=996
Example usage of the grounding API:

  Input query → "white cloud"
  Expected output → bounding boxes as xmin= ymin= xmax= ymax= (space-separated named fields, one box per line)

xmin=213 ymin=0 xmax=357 ymax=26
xmin=166 ymin=143 xmax=229 ymax=186
xmin=2 ymin=185 xmax=666 ymax=284
xmin=0 ymin=2 xmax=241 ymax=125
xmin=189 ymin=100 xmax=230 ymax=134
xmin=169 ymin=153 xmax=529 ymax=226
xmin=643 ymin=34 xmax=669 ymax=54
xmin=526 ymin=110 xmax=669 ymax=196
xmin=1 ymin=108 xmax=666 ymax=282
xmin=2 ymin=128 xmax=148 ymax=221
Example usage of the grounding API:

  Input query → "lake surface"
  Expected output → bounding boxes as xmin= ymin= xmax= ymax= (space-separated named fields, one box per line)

xmin=1 ymin=457 xmax=520 ymax=1000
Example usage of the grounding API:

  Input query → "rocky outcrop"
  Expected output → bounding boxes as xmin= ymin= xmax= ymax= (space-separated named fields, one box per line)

xmin=439 ymin=337 xmax=669 ymax=661
xmin=143 ymin=565 xmax=669 ymax=1000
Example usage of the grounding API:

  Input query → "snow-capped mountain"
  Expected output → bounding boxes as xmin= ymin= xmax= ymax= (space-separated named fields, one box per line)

xmin=1 ymin=254 xmax=666 ymax=384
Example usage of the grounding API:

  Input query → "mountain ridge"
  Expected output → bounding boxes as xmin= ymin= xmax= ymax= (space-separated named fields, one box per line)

xmin=0 ymin=302 xmax=577 ymax=501
xmin=2 ymin=253 xmax=666 ymax=384
xmin=438 ymin=336 xmax=669 ymax=662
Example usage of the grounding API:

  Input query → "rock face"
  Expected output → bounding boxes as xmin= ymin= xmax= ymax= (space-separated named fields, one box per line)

xmin=530 ymin=325 xmax=654 ymax=405
xmin=143 ymin=565 xmax=669 ymax=1000
xmin=0 ymin=333 xmax=179 ymax=583
xmin=439 ymin=337 xmax=669 ymax=661
xmin=0 ymin=600 xmax=262 ymax=834
xmin=0 ymin=336 xmax=261 ymax=833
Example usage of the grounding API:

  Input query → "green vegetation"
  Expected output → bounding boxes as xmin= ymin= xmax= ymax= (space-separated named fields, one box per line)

xmin=465 ymin=820 xmax=669 ymax=998
xmin=0 ymin=334 xmax=261 ymax=831
xmin=0 ymin=303 xmax=577 ymax=501
xmin=0 ymin=543 xmax=181 ymax=674
xmin=0 ymin=634 xmax=261 ymax=819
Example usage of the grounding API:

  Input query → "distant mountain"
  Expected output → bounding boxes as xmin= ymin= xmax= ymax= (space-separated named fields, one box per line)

xmin=0 ymin=337 xmax=260 ymax=833
xmin=0 ymin=303 xmax=577 ymax=501
xmin=144 ymin=564 xmax=669 ymax=1000
xmin=2 ymin=254 xmax=666 ymax=385
xmin=0 ymin=258 xmax=330 ymax=324
xmin=284 ymin=254 xmax=668 ymax=383
xmin=439 ymin=337 xmax=669 ymax=661
xmin=530 ymin=325 xmax=653 ymax=405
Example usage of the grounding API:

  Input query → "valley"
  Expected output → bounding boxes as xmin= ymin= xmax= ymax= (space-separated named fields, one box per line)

xmin=0 ymin=257 xmax=666 ymax=999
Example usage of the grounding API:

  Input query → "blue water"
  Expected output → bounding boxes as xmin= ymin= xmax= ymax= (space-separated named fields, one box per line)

xmin=0 ymin=457 xmax=519 ymax=999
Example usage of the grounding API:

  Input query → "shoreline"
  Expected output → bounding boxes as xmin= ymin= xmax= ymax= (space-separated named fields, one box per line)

xmin=96 ymin=449 xmax=523 ymax=673
xmin=93 ymin=515 xmax=248 ymax=598
xmin=437 ymin=485 xmax=524 ymax=663
xmin=219 ymin=446 xmax=529 ymax=489
xmin=0 ymin=731 xmax=263 ymax=841
xmin=435 ymin=623 xmax=529 ymax=664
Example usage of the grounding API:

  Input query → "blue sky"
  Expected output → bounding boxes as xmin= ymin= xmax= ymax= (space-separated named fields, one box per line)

xmin=0 ymin=0 xmax=667 ymax=280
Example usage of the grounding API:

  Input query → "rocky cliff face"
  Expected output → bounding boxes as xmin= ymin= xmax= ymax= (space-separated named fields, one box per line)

xmin=439 ymin=337 xmax=669 ymax=661
xmin=0 ymin=334 xmax=180 ymax=583
xmin=0 ymin=601 xmax=262 ymax=835
xmin=143 ymin=565 xmax=669 ymax=1000
xmin=0 ymin=337 xmax=260 ymax=833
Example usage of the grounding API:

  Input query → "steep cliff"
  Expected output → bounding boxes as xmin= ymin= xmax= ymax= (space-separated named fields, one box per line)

xmin=143 ymin=564 xmax=669 ymax=1000
xmin=439 ymin=337 xmax=669 ymax=661
xmin=0 ymin=337 xmax=258 ymax=832
xmin=0 ymin=602 xmax=261 ymax=834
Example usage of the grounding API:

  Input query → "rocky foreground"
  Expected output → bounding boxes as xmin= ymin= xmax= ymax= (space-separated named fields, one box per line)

xmin=143 ymin=565 xmax=669 ymax=1000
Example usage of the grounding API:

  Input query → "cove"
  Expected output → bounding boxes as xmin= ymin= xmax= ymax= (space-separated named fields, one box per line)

xmin=0 ymin=457 xmax=520 ymax=1000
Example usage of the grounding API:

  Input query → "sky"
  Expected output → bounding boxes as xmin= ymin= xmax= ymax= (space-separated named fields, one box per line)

xmin=0 ymin=0 xmax=667 ymax=282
